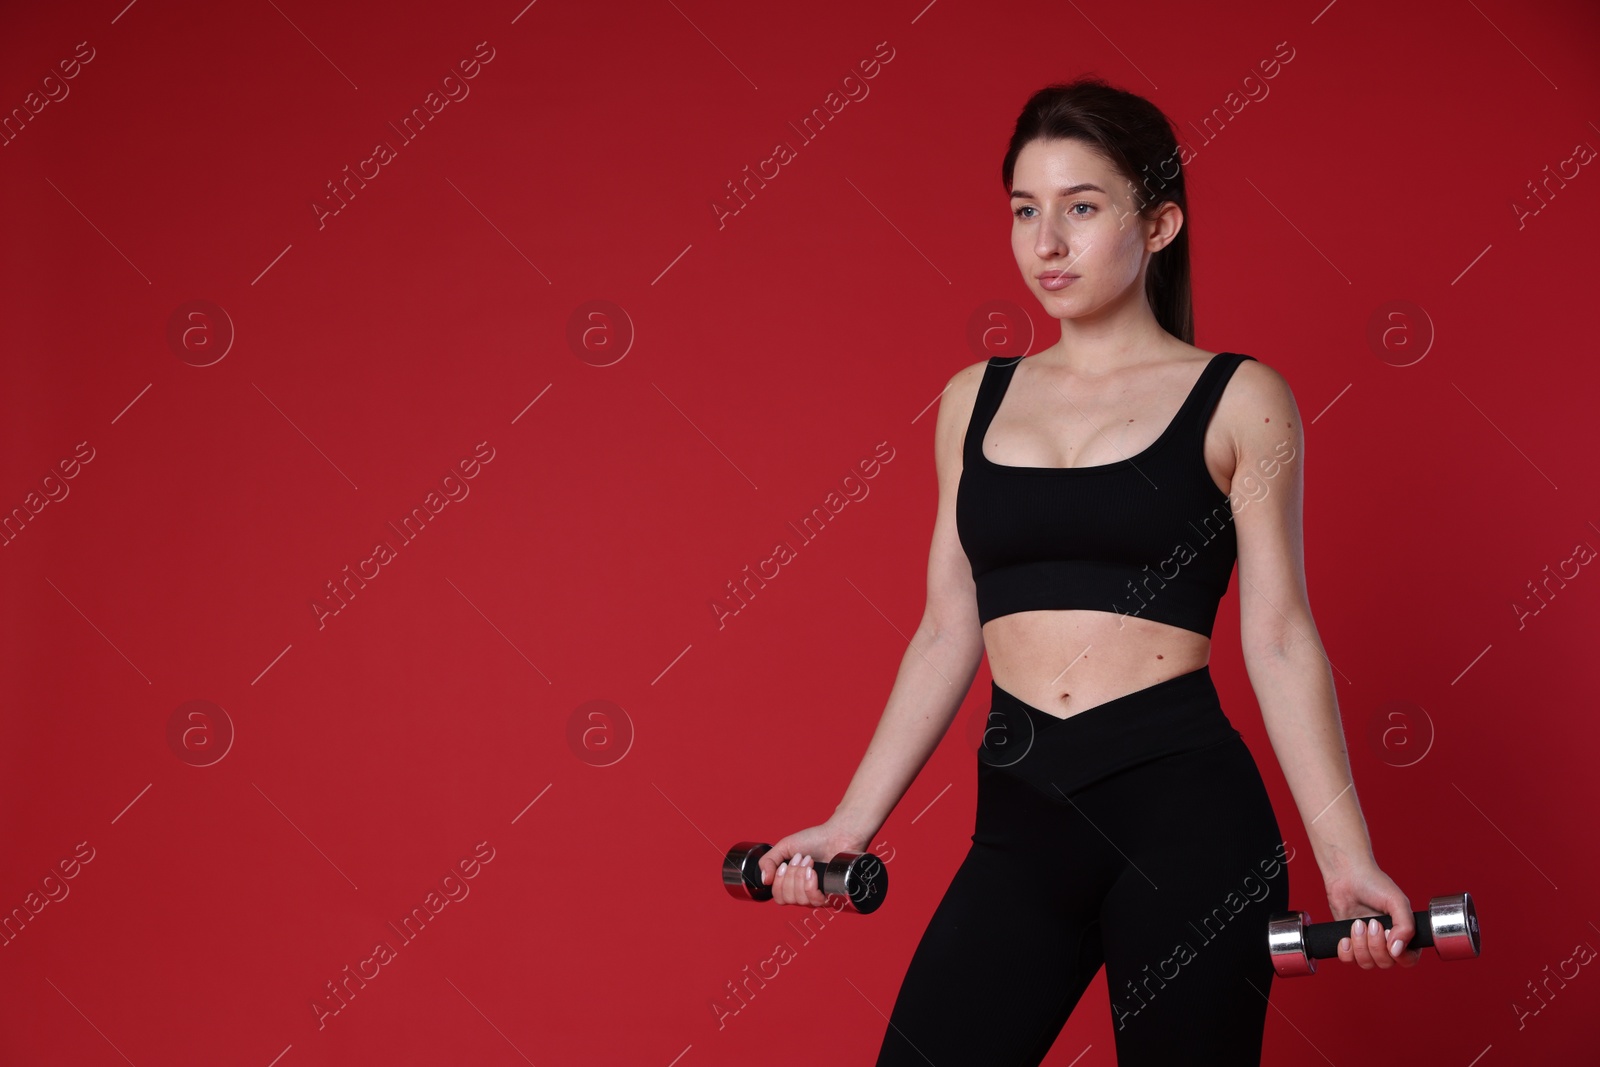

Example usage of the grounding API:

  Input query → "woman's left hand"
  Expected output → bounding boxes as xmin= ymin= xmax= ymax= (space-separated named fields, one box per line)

xmin=1324 ymin=863 xmax=1424 ymax=970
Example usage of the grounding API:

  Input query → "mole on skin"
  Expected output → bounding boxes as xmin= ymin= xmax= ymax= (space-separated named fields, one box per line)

xmin=1051 ymin=643 xmax=1173 ymax=703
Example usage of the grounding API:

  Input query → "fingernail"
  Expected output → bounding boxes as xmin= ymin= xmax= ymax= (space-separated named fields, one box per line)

xmin=1390 ymin=939 xmax=1404 ymax=957
xmin=806 ymin=866 xmax=814 ymax=882
xmin=1368 ymin=918 xmax=1381 ymax=936
xmin=1339 ymin=936 xmax=1350 ymax=953
xmin=777 ymin=862 xmax=787 ymax=877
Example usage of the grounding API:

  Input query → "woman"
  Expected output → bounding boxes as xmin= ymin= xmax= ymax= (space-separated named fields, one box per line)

xmin=758 ymin=78 xmax=1420 ymax=1065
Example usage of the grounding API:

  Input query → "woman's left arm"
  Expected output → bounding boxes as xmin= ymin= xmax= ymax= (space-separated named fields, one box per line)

xmin=1224 ymin=360 xmax=1422 ymax=971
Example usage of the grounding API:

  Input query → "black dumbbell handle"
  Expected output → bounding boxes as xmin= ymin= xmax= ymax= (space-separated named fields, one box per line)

xmin=723 ymin=842 xmax=888 ymax=913
xmin=1304 ymin=911 xmax=1434 ymax=959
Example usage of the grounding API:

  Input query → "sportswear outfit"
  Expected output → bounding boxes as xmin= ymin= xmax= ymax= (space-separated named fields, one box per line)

xmin=874 ymin=353 xmax=1290 ymax=1066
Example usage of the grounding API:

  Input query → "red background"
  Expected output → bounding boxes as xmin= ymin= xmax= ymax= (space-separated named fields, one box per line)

xmin=4 ymin=1 xmax=1598 ymax=1063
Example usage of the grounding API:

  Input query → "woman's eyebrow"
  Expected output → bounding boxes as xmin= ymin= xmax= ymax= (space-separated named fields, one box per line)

xmin=1010 ymin=183 xmax=1108 ymax=199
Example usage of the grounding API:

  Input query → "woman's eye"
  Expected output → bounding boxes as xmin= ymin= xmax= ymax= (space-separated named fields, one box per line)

xmin=1012 ymin=204 xmax=1094 ymax=219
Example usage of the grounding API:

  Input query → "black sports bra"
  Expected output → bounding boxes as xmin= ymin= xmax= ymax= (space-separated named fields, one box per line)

xmin=955 ymin=352 xmax=1256 ymax=637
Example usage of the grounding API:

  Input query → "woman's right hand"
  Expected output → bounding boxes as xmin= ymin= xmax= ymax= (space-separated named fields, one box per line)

xmin=757 ymin=822 xmax=873 ymax=907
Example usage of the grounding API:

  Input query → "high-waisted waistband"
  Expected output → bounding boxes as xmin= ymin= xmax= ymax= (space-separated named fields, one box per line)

xmin=977 ymin=664 xmax=1241 ymax=800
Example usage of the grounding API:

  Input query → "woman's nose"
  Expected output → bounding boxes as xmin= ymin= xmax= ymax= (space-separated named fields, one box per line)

xmin=1034 ymin=226 xmax=1070 ymax=258
xmin=1033 ymin=216 xmax=1069 ymax=256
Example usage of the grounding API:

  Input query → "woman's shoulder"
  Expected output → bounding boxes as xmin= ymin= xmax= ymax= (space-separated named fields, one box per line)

xmin=1214 ymin=351 xmax=1298 ymax=435
xmin=933 ymin=356 xmax=1007 ymax=449
xmin=1220 ymin=349 xmax=1289 ymax=393
xmin=943 ymin=355 xmax=1002 ymax=403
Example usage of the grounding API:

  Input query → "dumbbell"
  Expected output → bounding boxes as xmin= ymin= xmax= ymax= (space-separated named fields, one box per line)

xmin=1267 ymin=891 xmax=1480 ymax=977
xmin=721 ymin=841 xmax=888 ymax=914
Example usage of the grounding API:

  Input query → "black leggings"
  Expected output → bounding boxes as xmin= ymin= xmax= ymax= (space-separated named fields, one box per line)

xmin=874 ymin=665 xmax=1291 ymax=1066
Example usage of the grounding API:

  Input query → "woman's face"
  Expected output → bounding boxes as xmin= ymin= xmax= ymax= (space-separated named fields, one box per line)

xmin=1008 ymin=137 xmax=1177 ymax=321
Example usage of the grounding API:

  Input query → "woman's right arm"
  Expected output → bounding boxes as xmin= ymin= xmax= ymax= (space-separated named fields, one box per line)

xmin=760 ymin=362 xmax=988 ymax=902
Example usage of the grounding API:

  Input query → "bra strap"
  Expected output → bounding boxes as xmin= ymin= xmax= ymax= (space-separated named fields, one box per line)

xmin=963 ymin=356 xmax=1022 ymax=466
xmin=1184 ymin=352 xmax=1256 ymax=447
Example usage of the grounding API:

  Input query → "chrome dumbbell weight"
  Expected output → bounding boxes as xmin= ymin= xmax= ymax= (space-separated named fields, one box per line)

xmin=721 ymin=841 xmax=888 ymax=914
xmin=1268 ymin=891 xmax=1480 ymax=977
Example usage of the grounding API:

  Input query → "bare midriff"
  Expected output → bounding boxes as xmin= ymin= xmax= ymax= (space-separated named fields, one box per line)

xmin=983 ymin=611 xmax=1210 ymax=720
